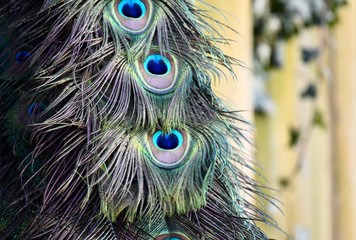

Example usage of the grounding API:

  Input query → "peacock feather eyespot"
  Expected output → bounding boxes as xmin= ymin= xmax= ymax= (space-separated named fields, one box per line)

xmin=155 ymin=233 xmax=190 ymax=240
xmin=17 ymin=101 xmax=47 ymax=126
xmin=148 ymin=129 xmax=189 ymax=169
xmin=27 ymin=102 xmax=46 ymax=116
xmin=153 ymin=130 xmax=183 ymax=150
xmin=137 ymin=53 xmax=180 ymax=94
xmin=144 ymin=54 xmax=171 ymax=76
xmin=112 ymin=0 xmax=152 ymax=34
xmin=118 ymin=0 xmax=146 ymax=19
xmin=5 ymin=46 xmax=34 ymax=77
xmin=15 ymin=51 xmax=31 ymax=64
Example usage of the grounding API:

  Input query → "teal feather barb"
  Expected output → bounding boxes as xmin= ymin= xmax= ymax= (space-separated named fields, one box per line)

xmin=0 ymin=0 xmax=277 ymax=239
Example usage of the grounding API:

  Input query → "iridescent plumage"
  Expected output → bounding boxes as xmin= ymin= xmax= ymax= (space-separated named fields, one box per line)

xmin=0 ymin=0 xmax=275 ymax=239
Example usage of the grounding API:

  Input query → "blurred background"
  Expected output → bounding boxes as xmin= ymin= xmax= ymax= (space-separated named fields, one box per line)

xmin=202 ymin=0 xmax=356 ymax=239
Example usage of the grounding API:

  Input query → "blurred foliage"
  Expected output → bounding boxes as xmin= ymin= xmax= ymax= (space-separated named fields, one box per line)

xmin=313 ymin=109 xmax=327 ymax=128
xmin=301 ymin=83 xmax=318 ymax=99
xmin=253 ymin=0 xmax=340 ymax=193
xmin=289 ymin=127 xmax=301 ymax=148
xmin=253 ymin=0 xmax=347 ymax=69
xmin=252 ymin=0 xmax=348 ymax=115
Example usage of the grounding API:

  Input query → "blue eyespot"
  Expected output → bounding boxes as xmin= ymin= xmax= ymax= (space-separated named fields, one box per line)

xmin=15 ymin=51 xmax=31 ymax=64
xmin=153 ymin=130 xmax=183 ymax=150
xmin=27 ymin=102 xmax=46 ymax=116
xmin=118 ymin=0 xmax=146 ymax=19
xmin=144 ymin=55 xmax=171 ymax=76
xmin=149 ymin=130 xmax=188 ymax=168
xmin=164 ymin=238 xmax=182 ymax=240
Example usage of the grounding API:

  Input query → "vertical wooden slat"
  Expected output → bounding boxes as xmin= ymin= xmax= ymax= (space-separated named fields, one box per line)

xmin=331 ymin=1 xmax=356 ymax=239
xmin=296 ymin=28 xmax=333 ymax=240
xmin=255 ymin=37 xmax=299 ymax=240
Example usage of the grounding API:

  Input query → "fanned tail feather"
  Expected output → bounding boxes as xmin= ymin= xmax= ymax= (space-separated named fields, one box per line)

xmin=0 ymin=0 xmax=276 ymax=239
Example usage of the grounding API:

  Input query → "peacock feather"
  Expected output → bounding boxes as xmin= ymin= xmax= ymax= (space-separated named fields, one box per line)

xmin=0 ymin=0 xmax=275 ymax=239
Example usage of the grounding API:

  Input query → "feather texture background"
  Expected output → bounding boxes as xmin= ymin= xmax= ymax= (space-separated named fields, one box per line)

xmin=0 ymin=0 xmax=275 ymax=239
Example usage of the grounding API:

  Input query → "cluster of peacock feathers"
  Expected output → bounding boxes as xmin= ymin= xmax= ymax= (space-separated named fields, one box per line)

xmin=0 ymin=0 xmax=274 ymax=239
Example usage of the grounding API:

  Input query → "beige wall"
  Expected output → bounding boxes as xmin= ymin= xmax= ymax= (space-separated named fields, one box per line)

xmin=201 ymin=0 xmax=253 ymax=121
